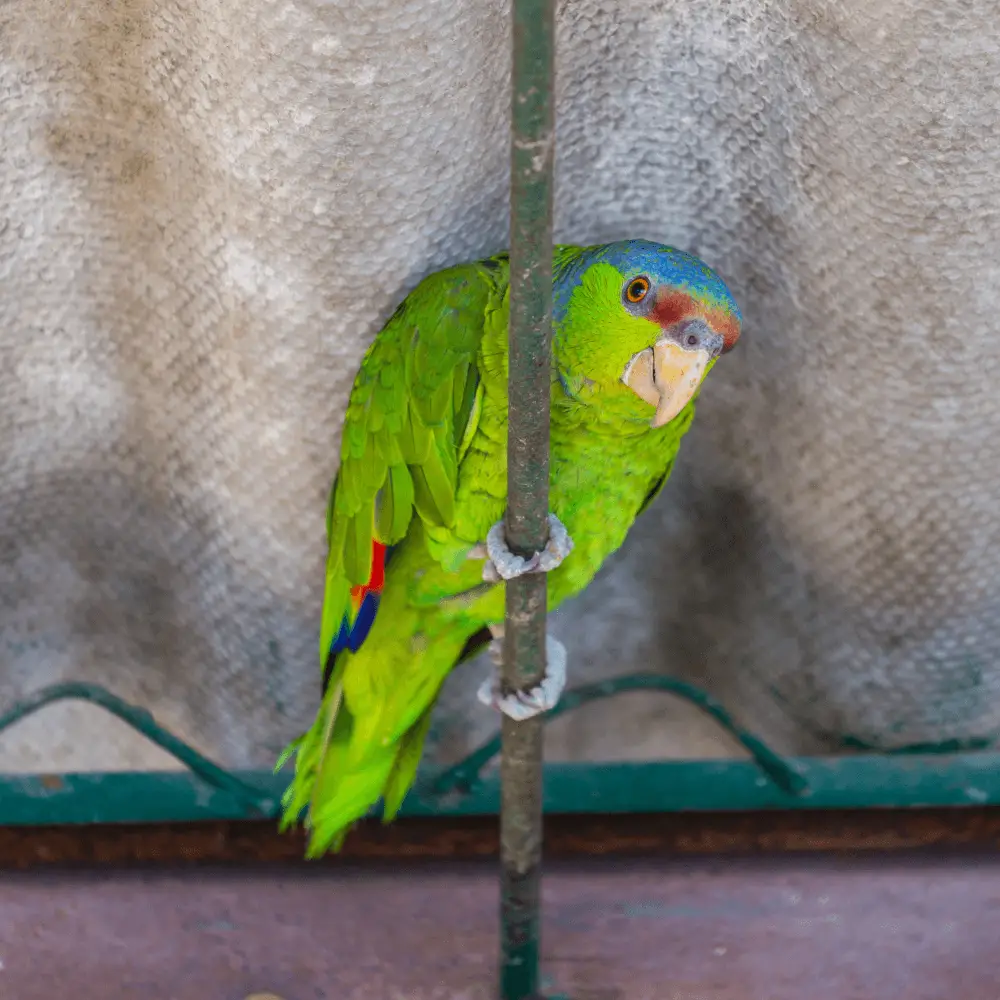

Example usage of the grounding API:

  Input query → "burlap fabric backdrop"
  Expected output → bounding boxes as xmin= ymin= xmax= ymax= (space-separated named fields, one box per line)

xmin=1 ymin=0 xmax=997 ymax=772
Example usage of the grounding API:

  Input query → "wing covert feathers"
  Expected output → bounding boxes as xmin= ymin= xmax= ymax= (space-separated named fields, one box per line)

xmin=318 ymin=262 xmax=500 ymax=665
xmin=280 ymin=258 xmax=506 ymax=855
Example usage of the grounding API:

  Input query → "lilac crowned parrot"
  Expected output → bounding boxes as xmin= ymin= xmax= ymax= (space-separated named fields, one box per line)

xmin=278 ymin=239 xmax=742 ymax=854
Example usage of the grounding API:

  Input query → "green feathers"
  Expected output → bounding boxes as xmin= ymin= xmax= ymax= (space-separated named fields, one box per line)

xmin=279 ymin=240 xmax=741 ymax=856
xmin=376 ymin=463 xmax=414 ymax=543
xmin=316 ymin=260 xmax=503 ymax=659
xmin=280 ymin=257 xmax=508 ymax=853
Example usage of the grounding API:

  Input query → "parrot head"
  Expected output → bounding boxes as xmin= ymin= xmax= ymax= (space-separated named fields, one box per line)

xmin=552 ymin=239 xmax=741 ymax=426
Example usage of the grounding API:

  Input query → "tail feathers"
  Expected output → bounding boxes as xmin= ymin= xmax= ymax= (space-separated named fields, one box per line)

xmin=278 ymin=675 xmax=436 ymax=857
xmin=382 ymin=705 xmax=435 ymax=821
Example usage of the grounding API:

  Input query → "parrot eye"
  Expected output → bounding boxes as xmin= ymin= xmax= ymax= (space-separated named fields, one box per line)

xmin=686 ymin=333 xmax=699 ymax=347
xmin=624 ymin=276 xmax=650 ymax=304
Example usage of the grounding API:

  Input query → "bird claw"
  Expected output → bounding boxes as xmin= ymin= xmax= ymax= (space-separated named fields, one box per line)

xmin=480 ymin=512 xmax=573 ymax=583
xmin=476 ymin=632 xmax=567 ymax=721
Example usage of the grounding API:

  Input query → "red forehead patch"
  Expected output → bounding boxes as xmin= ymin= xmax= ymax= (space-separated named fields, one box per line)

xmin=650 ymin=290 xmax=695 ymax=328
xmin=651 ymin=289 xmax=741 ymax=353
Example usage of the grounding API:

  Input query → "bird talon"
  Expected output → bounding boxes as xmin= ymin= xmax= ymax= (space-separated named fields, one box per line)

xmin=476 ymin=633 xmax=567 ymax=720
xmin=480 ymin=513 xmax=573 ymax=582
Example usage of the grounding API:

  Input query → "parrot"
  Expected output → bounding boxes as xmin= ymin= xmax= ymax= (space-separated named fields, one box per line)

xmin=277 ymin=239 xmax=742 ymax=855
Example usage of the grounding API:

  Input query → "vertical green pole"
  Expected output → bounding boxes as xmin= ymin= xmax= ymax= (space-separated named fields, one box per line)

xmin=500 ymin=1 xmax=555 ymax=999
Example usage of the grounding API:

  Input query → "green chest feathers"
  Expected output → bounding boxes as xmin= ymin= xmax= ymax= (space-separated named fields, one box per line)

xmin=548 ymin=412 xmax=686 ymax=587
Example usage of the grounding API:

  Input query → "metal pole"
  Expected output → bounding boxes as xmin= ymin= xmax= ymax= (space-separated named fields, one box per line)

xmin=501 ymin=1 xmax=555 ymax=998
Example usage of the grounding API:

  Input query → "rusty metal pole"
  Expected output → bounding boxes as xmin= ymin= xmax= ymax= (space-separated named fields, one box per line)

xmin=500 ymin=1 xmax=555 ymax=998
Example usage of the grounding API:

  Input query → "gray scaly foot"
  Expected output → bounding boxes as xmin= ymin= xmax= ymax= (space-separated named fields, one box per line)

xmin=470 ymin=514 xmax=573 ymax=719
xmin=476 ymin=624 xmax=568 ymax=721
xmin=481 ymin=512 xmax=573 ymax=583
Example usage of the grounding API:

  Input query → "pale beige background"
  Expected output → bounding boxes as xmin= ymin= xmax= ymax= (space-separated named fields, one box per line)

xmin=1 ymin=0 xmax=997 ymax=773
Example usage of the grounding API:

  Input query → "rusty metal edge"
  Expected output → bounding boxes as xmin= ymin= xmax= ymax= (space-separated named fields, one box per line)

xmin=1 ymin=808 xmax=998 ymax=870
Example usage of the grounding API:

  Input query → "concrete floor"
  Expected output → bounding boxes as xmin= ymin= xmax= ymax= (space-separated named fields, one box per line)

xmin=0 ymin=852 xmax=997 ymax=999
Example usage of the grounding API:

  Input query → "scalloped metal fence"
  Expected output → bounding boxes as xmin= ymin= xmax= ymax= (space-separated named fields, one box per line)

xmin=2 ymin=677 xmax=999 ymax=828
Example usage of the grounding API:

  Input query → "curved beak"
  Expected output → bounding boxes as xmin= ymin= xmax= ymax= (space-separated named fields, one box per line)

xmin=621 ymin=339 xmax=713 ymax=428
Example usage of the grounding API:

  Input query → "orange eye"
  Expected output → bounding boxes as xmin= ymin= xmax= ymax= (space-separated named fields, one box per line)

xmin=625 ymin=276 xmax=650 ymax=303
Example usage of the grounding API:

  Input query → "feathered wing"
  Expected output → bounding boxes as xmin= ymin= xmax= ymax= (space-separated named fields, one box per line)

xmin=278 ymin=258 xmax=505 ymax=854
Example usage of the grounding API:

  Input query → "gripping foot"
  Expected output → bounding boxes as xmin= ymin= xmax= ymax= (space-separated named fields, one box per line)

xmin=476 ymin=626 xmax=567 ymax=721
xmin=481 ymin=512 xmax=573 ymax=584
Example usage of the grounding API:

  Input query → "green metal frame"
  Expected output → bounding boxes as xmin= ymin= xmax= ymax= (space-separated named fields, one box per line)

xmin=1 ymin=681 xmax=997 ymax=828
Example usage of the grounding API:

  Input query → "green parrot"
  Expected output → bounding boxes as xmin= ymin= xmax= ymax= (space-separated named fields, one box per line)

xmin=278 ymin=239 xmax=742 ymax=855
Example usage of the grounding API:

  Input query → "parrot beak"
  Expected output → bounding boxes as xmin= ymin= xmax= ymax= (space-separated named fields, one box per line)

xmin=621 ymin=339 xmax=713 ymax=428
